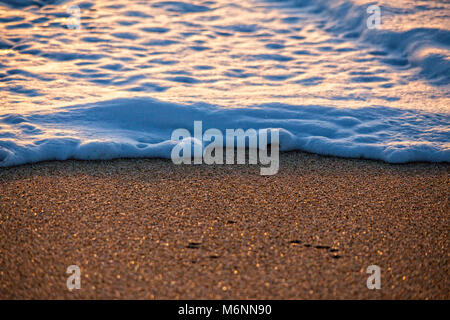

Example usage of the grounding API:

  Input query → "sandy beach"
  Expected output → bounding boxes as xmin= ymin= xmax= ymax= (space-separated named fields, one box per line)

xmin=0 ymin=152 xmax=448 ymax=299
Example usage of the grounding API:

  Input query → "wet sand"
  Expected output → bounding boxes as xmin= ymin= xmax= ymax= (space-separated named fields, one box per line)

xmin=0 ymin=152 xmax=448 ymax=299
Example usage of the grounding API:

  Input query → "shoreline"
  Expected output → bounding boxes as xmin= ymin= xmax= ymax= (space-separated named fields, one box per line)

xmin=0 ymin=152 xmax=448 ymax=299
xmin=2 ymin=149 xmax=449 ymax=171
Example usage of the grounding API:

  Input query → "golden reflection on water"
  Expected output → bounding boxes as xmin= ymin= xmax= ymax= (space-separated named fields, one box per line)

xmin=0 ymin=0 xmax=448 ymax=113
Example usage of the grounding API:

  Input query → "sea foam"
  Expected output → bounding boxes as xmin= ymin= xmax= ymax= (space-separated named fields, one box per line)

xmin=0 ymin=97 xmax=448 ymax=167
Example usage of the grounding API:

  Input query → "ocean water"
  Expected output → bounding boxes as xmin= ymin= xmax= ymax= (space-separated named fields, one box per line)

xmin=0 ymin=0 xmax=449 ymax=166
